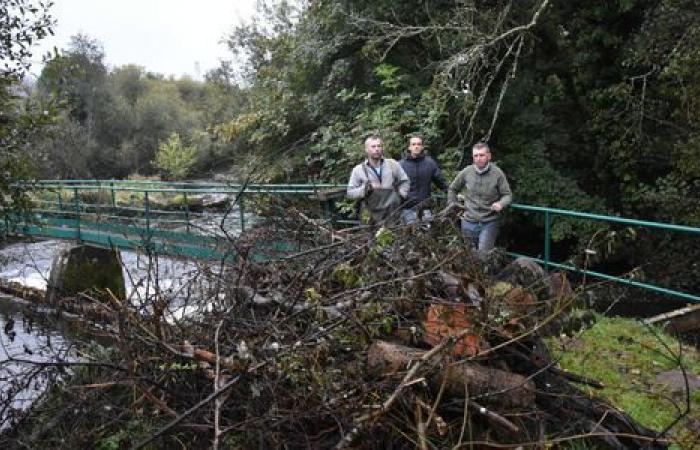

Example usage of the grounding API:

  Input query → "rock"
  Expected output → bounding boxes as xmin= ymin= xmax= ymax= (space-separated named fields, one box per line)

xmin=655 ymin=370 xmax=700 ymax=394
xmin=201 ymin=193 xmax=233 ymax=209
xmin=496 ymin=257 xmax=546 ymax=288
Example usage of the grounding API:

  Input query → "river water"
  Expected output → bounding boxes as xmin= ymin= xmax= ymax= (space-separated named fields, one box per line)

xmin=0 ymin=240 xmax=73 ymax=426
xmin=0 ymin=204 xmax=264 ymax=427
xmin=0 ymin=237 xmax=227 ymax=428
xmin=0 ymin=293 xmax=81 ymax=428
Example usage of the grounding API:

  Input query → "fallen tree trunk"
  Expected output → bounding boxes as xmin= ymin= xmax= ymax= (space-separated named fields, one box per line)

xmin=367 ymin=340 xmax=535 ymax=409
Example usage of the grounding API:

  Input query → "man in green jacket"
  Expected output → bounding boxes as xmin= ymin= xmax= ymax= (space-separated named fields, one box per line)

xmin=448 ymin=142 xmax=512 ymax=256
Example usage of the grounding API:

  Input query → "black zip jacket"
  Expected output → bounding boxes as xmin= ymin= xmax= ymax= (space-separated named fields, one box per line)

xmin=399 ymin=152 xmax=448 ymax=209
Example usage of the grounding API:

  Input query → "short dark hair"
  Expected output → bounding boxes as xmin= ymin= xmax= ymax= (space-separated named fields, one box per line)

xmin=408 ymin=133 xmax=423 ymax=143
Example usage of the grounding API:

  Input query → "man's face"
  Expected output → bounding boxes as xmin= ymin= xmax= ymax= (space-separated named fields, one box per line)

xmin=365 ymin=138 xmax=383 ymax=160
xmin=472 ymin=148 xmax=491 ymax=169
xmin=408 ymin=137 xmax=423 ymax=157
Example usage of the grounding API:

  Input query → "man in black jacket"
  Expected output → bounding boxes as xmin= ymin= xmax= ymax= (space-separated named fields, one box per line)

xmin=399 ymin=135 xmax=448 ymax=225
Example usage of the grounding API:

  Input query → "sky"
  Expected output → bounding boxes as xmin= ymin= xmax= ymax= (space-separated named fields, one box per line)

xmin=30 ymin=0 xmax=258 ymax=80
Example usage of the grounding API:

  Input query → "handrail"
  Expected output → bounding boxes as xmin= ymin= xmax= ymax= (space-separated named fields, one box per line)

xmin=509 ymin=203 xmax=700 ymax=303
xmin=24 ymin=184 xmax=345 ymax=194
xmin=25 ymin=180 xmax=344 ymax=191
xmin=511 ymin=203 xmax=700 ymax=235
xmin=5 ymin=181 xmax=699 ymax=303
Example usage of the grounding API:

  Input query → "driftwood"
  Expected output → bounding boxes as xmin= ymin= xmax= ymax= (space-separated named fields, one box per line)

xmin=644 ymin=303 xmax=700 ymax=333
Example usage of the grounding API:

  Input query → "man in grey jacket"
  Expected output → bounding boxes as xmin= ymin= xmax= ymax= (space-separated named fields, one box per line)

xmin=347 ymin=135 xmax=409 ymax=225
xmin=448 ymin=142 xmax=512 ymax=256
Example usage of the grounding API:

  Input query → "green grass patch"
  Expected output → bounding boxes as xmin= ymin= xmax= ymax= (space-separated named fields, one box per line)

xmin=549 ymin=315 xmax=700 ymax=448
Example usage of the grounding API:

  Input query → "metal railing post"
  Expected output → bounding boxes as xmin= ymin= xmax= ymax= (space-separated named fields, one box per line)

xmin=184 ymin=192 xmax=190 ymax=233
xmin=110 ymin=181 xmax=116 ymax=208
xmin=239 ymin=193 xmax=246 ymax=232
xmin=73 ymin=187 xmax=81 ymax=242
xmin=145 ymin=190 xmax=151 ymax=235
xmin=96 ymin=179 xmax=102 ymax=221
xmin=544 ymin=210 xmax=551 ymax=270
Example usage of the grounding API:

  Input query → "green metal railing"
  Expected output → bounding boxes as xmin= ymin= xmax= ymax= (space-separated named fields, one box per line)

xmin=509 ymin=203 xmax=700 ymax=303
xmin=2 ymin=180 xmax=698 ymax=303
xmin=4 ymin=180 xmax=345 ymax=261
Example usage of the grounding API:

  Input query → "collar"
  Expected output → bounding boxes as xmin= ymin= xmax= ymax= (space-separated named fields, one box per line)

xmin=365 ymin=158 xmax=384 ymax=168
xmin=474 ymin=162 xmax=491 ymax=175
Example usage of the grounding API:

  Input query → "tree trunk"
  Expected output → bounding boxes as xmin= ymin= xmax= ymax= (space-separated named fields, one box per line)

xmin=367 ymin=340 xmax=535 ymax=409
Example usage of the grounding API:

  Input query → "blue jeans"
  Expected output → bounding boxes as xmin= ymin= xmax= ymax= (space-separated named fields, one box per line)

xmin=461 ymin=219 xmax=500 ymax=256
xmin=401 ymin=208 xmax=433 ymax=225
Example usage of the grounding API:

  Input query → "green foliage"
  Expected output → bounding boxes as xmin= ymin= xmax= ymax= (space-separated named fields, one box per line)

xmin=331 ymin=262 xmax=362 ymax=288
xmin=303 ymin=63 xmax=446 ymax=182
xmin=0 ymin=0 xmax=54 ymax=76
xmin=26 ymin=32 xmax=247 ymax=179
xmin=373 ymin=227 xmax=395 ymax=250
xmin=153 ymin=132 xmax=198 ymax=180
xmin=1 ymin=1 xmax=55 ymax=230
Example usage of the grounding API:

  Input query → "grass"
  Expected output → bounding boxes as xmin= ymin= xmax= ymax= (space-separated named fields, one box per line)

xmin=549 ymin=315 xmax=700 ymax=449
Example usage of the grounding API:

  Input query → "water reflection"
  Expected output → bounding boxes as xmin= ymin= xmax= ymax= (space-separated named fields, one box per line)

xmin=0 ymin=239 xmax=223 ymax=429
xmin=0 ymin=295 xmax=79 ymax=429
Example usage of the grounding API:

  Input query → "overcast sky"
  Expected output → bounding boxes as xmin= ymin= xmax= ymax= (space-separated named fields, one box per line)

xmin=30 ymin=0 xmax=258 ymax=80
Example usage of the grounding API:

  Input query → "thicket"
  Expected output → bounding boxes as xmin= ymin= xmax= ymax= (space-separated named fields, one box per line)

xmin=209 ymin=0 xmax=700 ymax=300
xmin=1 ymin=0 xmax=55 ymax=221
xmin=23 ymin=34 xmax=247 ymax=180
xmin=20 ymin=1 xmax=700 ymax=228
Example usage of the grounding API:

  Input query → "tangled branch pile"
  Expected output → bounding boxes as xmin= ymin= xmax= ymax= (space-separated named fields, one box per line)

xmin=2 ymin=211 xmax=670 ymax=449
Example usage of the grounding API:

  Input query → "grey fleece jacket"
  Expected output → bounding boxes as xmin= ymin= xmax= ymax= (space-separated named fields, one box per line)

xmin=346 ymin=158 xmax=409 ymax=200
xmin=448 ymin=163 xmax=512 ymax=222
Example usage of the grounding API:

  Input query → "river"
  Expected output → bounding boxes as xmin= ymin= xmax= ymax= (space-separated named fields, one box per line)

xmin=0 ymin=238 xmax=224 ymax=428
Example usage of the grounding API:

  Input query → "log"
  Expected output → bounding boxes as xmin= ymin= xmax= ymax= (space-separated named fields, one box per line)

xmin=367 ymin=340 xmax=535 ymax=409
xmin=644 ymin=303 xmax=700 ymax=333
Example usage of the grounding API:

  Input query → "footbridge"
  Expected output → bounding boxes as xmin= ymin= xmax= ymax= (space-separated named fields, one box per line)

xmin=1 ymin=179 xmax=699 ymax=305
xmin=2 ymin=179 xmax=349 ymax=262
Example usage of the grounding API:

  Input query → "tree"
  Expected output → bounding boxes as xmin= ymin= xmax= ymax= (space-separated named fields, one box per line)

xmin=38 ymin=34 xmax=110 ymax=127
xmin=1 ymin=1 xmax=54 ymax=226
xmin=32 ymin=34 xmax=226 ymax=179
xmin=153 ymin=132 xmax=198 ymax=180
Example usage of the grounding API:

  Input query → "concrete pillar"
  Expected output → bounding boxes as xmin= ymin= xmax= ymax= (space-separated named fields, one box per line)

xmin=47 ymin=245 xmax=125 ymax=304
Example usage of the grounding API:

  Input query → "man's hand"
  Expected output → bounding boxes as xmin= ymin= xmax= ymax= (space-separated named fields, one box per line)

xmin=436 ymin=203 xmax=459 ymax=218
xmin=490 ymin=202 xmax=503 ymax=212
